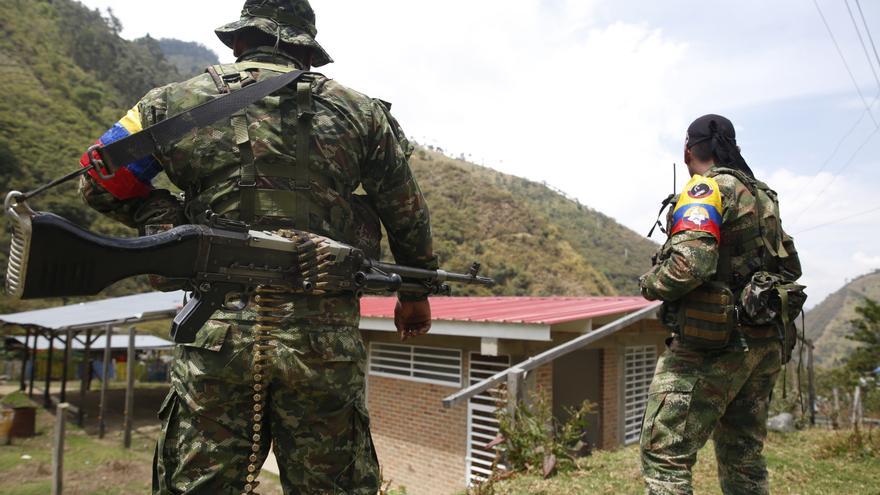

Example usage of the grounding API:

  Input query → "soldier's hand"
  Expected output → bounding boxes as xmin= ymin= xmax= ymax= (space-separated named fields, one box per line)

xmin=394 ymin=299 xmax=432 ymax=341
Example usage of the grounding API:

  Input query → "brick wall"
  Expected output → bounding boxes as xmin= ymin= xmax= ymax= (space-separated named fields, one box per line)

xmin=600 ymin=346 xmax=620 ymax=449
xmin=532 ymin=361 xmax=553 ymax=400
xmin=367 ymin=375 xmax=467 ymax=495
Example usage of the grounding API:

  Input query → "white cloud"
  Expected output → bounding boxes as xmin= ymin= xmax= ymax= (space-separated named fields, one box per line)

xmin=77 ymin=0 xmax=880 ymax=305
xmin=766 ymin=168 xmax=880 ymax=308
xmin=853 ymin=252 xmax=880 ymax=270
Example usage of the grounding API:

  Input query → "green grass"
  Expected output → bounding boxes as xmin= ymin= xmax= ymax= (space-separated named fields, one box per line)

xmin=486 ymin=428 xmax=880 ymax=494
xmin=0 ymin=393 xmax=285 ymax=495
xmin=0 ymin=403 xmax=154 ymax=495
xmin=0 ymin=391 xmax=38 ymax=409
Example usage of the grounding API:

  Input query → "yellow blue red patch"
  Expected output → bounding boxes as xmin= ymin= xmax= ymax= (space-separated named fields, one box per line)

xmin=670 ymin=175 xmax=722 ymax=242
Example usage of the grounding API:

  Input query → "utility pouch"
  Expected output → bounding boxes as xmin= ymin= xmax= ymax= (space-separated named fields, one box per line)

xmin=739 ymin=271 xmax=807 ymax=363
xmin=676 ymin=282 xmax=737 ymax=349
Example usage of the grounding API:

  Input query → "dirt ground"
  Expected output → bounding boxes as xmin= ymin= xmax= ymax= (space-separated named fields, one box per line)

xmin=0 ymin=383 xmax=284 ymax=494
xmin=65 ymin=386 xmax=169 ymax=436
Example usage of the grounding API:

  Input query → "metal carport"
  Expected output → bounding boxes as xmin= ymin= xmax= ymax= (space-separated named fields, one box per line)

xmin=0 ymin=291 xmax=183 ymax=438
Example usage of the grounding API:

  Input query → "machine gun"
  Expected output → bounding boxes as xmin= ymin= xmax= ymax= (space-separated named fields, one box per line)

xmin=4 ymin=192 xmax=494 ymax=344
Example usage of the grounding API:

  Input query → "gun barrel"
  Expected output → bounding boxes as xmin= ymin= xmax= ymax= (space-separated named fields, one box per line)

xmin=367 ymin=261 xmax=494 ymax=287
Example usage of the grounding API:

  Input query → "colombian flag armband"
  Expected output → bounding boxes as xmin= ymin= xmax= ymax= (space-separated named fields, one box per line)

xmin=670 ymin=175 xmax=722 ymax=243
xmin=79 ymin=105 xmax=162 ymax=200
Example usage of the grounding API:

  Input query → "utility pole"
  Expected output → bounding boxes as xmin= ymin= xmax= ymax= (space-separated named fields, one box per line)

xmin=807 ymin=340 xmax=816 ymax=426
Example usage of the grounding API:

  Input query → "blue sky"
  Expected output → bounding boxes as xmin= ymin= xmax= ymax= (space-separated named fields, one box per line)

xmin=80 ymin=0 xmax=880 ymax=306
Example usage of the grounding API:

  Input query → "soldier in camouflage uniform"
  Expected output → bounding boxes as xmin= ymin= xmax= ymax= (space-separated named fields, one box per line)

xmin=77 ymin=1 xmax=437 ymax=493
xmin=638 ymin=115 xmax=802 ymax=495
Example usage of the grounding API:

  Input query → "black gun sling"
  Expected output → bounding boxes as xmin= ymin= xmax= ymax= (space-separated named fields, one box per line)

xmin=95 ymin=68 xmax=310 ymax=170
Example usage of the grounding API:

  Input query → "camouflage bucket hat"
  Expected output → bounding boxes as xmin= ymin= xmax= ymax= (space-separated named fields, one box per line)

xmin=215 ymin=0 xmax=333 ymax=67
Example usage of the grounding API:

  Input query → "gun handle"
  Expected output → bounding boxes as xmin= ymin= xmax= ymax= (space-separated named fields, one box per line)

xmin=170 ymin=286 xmax=231 ymax=344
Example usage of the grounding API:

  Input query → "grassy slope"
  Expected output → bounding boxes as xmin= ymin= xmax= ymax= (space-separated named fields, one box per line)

xmin=490 ymin=429 xmax=880 ymax=495
xmin=805 ymin=270 xmax=880 ymax=366
xmin=406 ymin=149 xmax=656 ymax=297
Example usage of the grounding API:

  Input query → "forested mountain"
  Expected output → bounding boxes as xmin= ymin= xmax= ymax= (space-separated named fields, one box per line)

xmin=805 ymin=270 xmax=880 ymax=366
xmin=0 ymin=0 xmax=187 ymax=313
xmin=0 ymin=0 xmax=657 ymax=314
xmin=156 ymin=38 xmax=220 ymax=78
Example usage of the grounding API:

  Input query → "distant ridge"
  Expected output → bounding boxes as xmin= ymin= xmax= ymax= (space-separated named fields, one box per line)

xmin=156 ymin=38 xmax=220 ymax=78
xmin=805 ymin=269 xmax=880 ymax=366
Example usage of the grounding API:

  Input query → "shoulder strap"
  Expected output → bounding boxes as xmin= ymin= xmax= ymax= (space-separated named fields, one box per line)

xmin=93 ymin=68 xmax=312 ymax=171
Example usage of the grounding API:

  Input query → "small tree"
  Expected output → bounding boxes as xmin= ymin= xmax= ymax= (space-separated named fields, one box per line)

xmin=494 ymin=392 xmax=594 ymax=477
xmin=838 ymin=298 xmax=880 ymax=419
xmin=844 ymin=298 xmax=880 ymax=377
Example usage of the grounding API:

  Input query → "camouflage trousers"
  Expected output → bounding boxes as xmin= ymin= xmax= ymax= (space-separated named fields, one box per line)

xmin=152 ymin=317 xmax=380 ymax=494
xmin=640 ymin=338 xmax=781 ymax=495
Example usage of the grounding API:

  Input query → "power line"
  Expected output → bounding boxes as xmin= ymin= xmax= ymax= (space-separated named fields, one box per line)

xmin=791 ymin=1 xmax=880 ymax=226
xmin=854 ymin=0 xmax=880 ymax=71
xmin=790 ymin=124 xmax=880 ymax=227
xmin=813 ymin=0 xmax=879 ymax=126
xmin=788 ymin=92 xmax=879 ymax=226
xmin=844 ymin=0 xmax=880 ymax=91
xmin=793 ymin=204 xmax=880 ymax=234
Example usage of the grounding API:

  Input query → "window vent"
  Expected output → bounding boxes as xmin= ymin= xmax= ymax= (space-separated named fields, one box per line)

xmin=623 ymin=345 xmax=658 ymax=445
xmin=369 ymin=342 xmax=462 ymax=386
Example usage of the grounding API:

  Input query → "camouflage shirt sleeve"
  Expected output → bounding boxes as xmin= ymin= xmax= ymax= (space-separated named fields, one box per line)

xmin=779 ymin=228 xmax=802 ymax=280
xmin=640 ymin=174 xmax=737 ymax=301
xmin=78 ymin=86 xmax=184 ymax=231
xmin=360 ymin=101 xmax=438 ymax=273
xmin=640 ymin=231 xmax=719 ymax=301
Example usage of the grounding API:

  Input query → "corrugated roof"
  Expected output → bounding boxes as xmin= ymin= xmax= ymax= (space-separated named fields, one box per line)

xmin=0 ymin=291 xmax=185 ymax=331
xmin=7 ymin=334 xmax=174 ymax=350
xmin=360 ymin=296 xmax=652 ymax=325
xmin=0 ymin=293 xmax=652 ymax=331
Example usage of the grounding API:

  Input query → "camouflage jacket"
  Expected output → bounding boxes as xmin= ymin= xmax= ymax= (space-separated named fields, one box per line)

xmin=640 ymin=165 xmax=801 ymax=302
xmin=79 ymin=48 xmax=437 ymax=275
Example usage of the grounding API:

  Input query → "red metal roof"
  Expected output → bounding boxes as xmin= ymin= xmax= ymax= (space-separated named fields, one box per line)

xmin=359 ymin=296 xmax=653 ymax=325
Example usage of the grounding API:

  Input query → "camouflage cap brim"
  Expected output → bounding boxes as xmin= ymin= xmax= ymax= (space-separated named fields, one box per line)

xmin=215 ymin=16 xmax=333 ymax=67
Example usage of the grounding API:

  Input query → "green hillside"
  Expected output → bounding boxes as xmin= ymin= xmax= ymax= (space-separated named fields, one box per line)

xmin=0 ymin=0 xmax=187 ymax=313
xmin=0 ymin=0 xmax=657 ymax=315
xmin=805 ymin=269 xmax=880 ymax=366
xmin=406 ymin=149 xmax=655 ymax=296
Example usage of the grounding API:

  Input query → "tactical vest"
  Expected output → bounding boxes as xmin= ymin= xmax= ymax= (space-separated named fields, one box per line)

xmin=669 ymin=167 xmax=794 ymax=348
xmin=160 ymin=60 xmax=355 ymax=243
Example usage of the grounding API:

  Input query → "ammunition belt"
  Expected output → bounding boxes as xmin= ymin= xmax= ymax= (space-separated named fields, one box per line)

xmin=241 ymin=285 xmax=290 ymax=494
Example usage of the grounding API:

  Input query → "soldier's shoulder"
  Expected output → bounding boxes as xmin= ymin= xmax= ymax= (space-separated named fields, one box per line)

xmin=708 ymin=170 xmax=748 ymax=202
xmin=139 ymin=72 xmax=218 ymax=106
xmin=314 ymin=77 xmax=377 ymax=113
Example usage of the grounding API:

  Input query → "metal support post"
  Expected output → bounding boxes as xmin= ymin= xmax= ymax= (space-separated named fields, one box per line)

xmin=78 ymin=329 xmax=92 ymax=427
xmin=28 ymin=330 xmax=37 ymax=398
xmin=60 ymin=330 xmax=71 ymax=403
xmin=19 ymin=328 xmax=30 ymax=391
xmin=44 ymin=333 xmax=55 ymax=408
xmin=123 ymin=327 xmax=136 ymax=448
xmin=98 ymin=325 xmax=112 ymax=439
